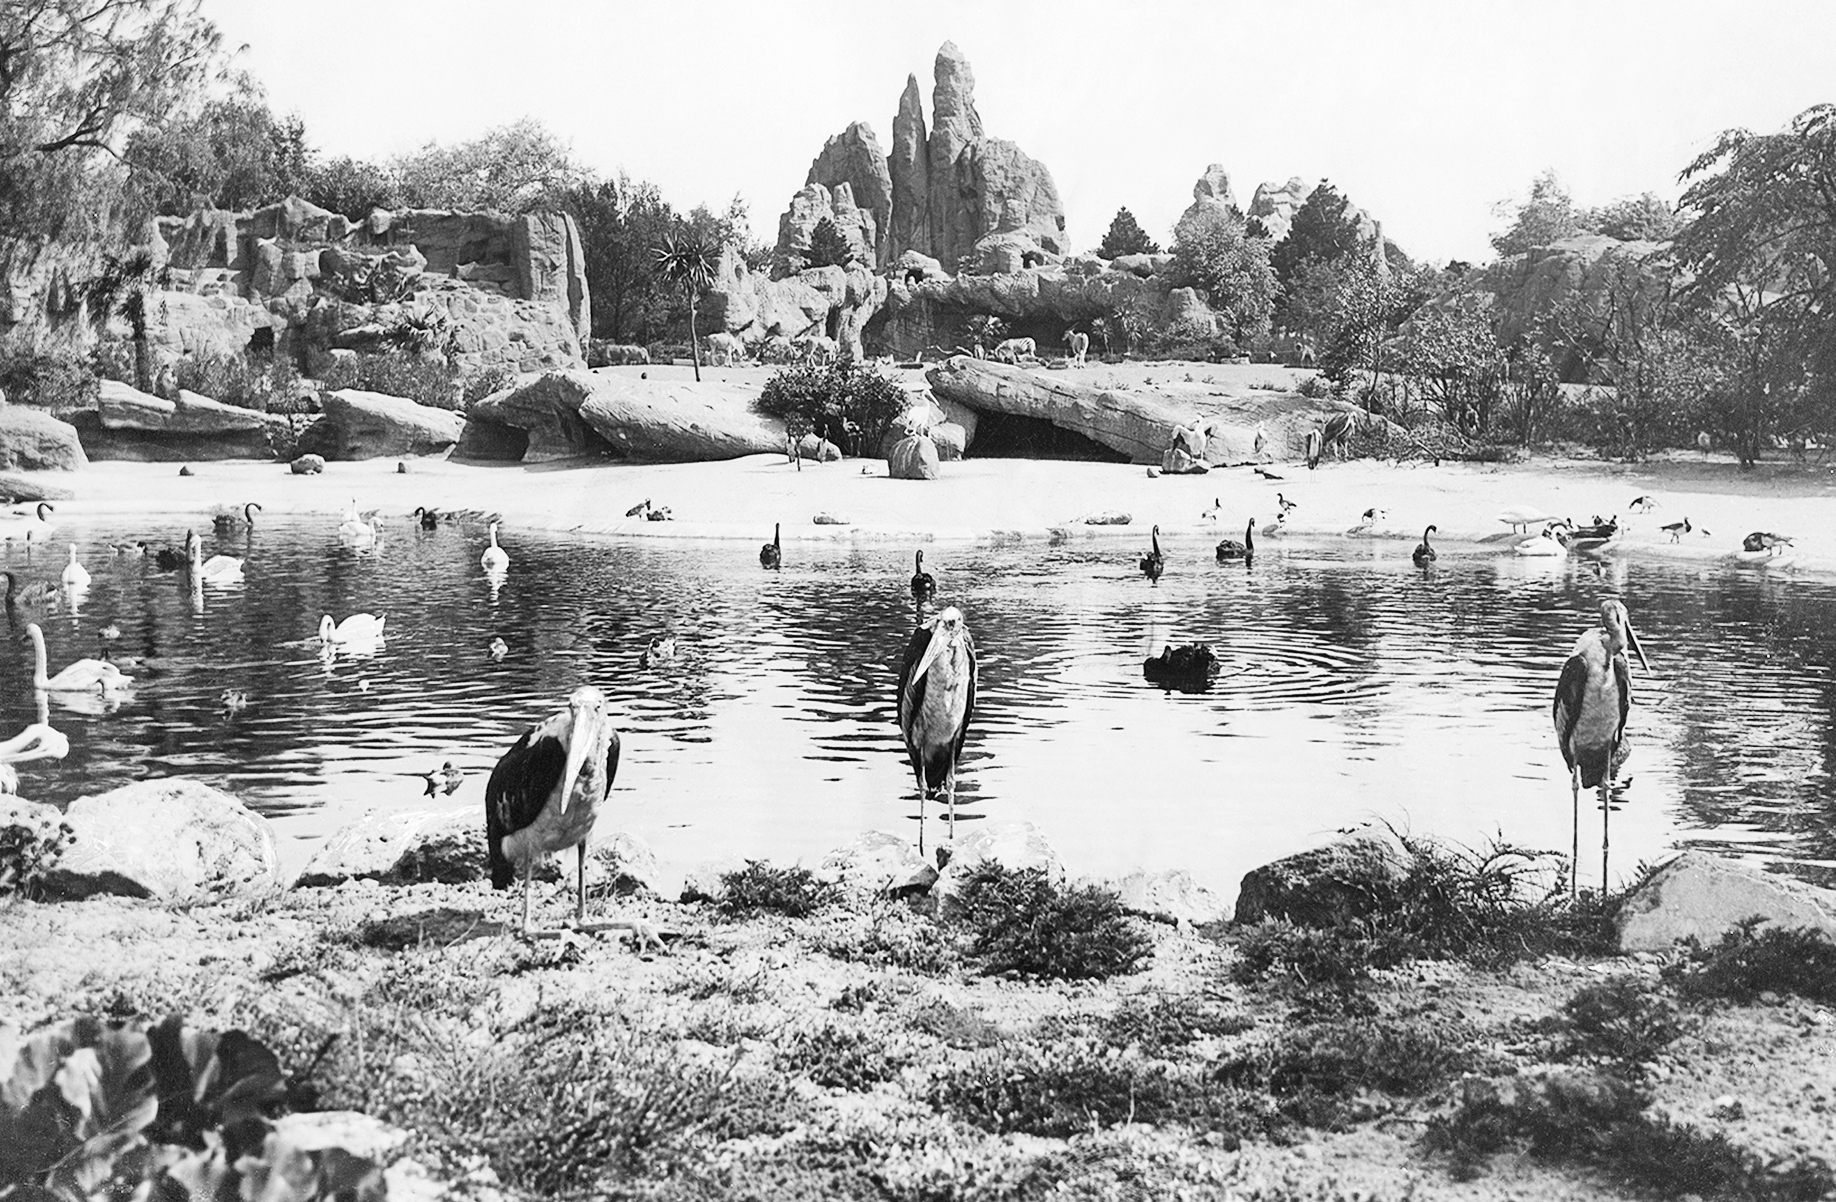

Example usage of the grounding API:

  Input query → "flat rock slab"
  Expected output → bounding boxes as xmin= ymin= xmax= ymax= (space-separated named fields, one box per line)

xmin=97 ymin=380 xmax=270 ymax=434
xmin=928 ymin=358 xmax=1190 ymax=464
xmin=1234 ymin=832 xmax=1410 ymax=927
xmin=0 ymin=473 xmax=74 ymax=502
xmin=1617 ymin=852 xmax=1836 ymax=952
xmin=43 ymin=779 xmax=281 ymax=901
xmin=466 ymin=370 xmax=792 ymax=463
xmin=303 ymin=388 xmax=464 ymax=460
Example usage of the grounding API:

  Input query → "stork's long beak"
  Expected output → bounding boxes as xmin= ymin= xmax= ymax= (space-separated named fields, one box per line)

xmin=1627 ymin=623 xmax=1651 ymax=672
xmin=907 ymin=623 xmax=954 ymax=702
xmin=558 ymin=701 xmax=607 ymax=814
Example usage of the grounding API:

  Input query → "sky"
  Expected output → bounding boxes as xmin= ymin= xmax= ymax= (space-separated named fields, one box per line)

xmin=199 ymin=0 xmax=1836 ymax=266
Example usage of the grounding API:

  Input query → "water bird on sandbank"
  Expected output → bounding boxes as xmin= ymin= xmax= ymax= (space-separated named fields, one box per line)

xmin=1215 ymin=519 xmax=1254 ymax=563
xmin=1660 ymin=517 xmax=1693 ymax=543
xmin=911 ymin=550 xmax=935 ymax=599
xmin=1497 ymin=505 xmax=1558 ymax=535
xmin=1742 ymin=531 xmax=1794 ymax=554
xmin=1139 ymin=526 xmax=1165 ymax=580
xmin=897 ymin=606 xmax=977 ymax=854
xmin=625 ymin=498 xmax=653 ymax=518
xmin=761 ymin=523 xmax=781 ymax=569
xmin=1553 ymin=599 xmax=1650 ymax=898
xmin=1629 ymin=495 xmax=1658 ymax=513
xmin=1413 ymin=525 xmax=1438 ymax=566
xmin=1253 ymin=466 xmax=1284 ymax=481
xmin=1276 ymin=493 xmax=1298 ymax=516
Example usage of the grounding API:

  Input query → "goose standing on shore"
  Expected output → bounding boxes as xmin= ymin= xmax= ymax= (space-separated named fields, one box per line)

xmin=1413 ymin=525 xmax=1438 ymax=566
xmin=24 ymin=623 xmax=132 ymax=694
xmin=1660 ymin=517 xmax=1692 ymax=543
xmin=1276 ymin=493 xmax=1298 ymax=517
xmin=1553 ymin=600 xmax=1650 ymax=897
xmin=1215 ymin=519 xmax=1254 ymax=564
xmin=911 ymin=550 xmax=936 ymax=600
xmin=486 ymin=685 xmax=662 ymax=948
xmin=481 ymin=522 xmax=510 ymax=572
xmin=760 ymin=523 xmax=782 ymax=569
xmin=213 ymin=502 xmax=262 ymax=534
xmin=898 ymin=607 xmax=977 ymax=853
xmin=1139 ymin=526 xmax=1165 ymax=581
xmin=60 ymin=546 xmax=90 ymax=591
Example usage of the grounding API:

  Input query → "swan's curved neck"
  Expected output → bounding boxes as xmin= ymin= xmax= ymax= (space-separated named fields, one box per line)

xmin=26 ymin=628 xmax=48 ymax=689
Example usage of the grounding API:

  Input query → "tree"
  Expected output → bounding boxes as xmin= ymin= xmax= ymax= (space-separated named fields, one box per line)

xmin=0 ymin=0 xmax=225 ymax=244
xmin=652 ymin=231 xmax=719 ymax=382
xmin=1169 ymin=206 xmax=1276 ymax=349
xmin=86 ymin=249 xmax=165 ymax=393
xmin=1672 ymin=103 xmax=1836 ymax=466
xmin=805 ymin=217 xmax=853 ymax=269
xmin=1270 ymin=181 xmax=1365 ymax=288
xmin=1097 ymin=207 xmax=1159 ymax=258
xmin=392 ymin=118 xmax=582 ymax=213
xmin=1582 ymin=193 xmax=1682 ymax=243
xmin=303 ymin=155 xmax=402 ymax=221
xmin=124 ymin=80 xmax=311 ymax=216
xmin=562 ymin=173 xmax=677 ymax=343
xmin=1491 ymin=170 xmax=1581 ymax=257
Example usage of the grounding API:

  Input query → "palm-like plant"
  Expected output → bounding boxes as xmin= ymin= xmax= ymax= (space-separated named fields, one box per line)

xmin=86 ymin=249 xmax=165 ymax=394
xmin=652 ymin=231 xmax=721 ymax=382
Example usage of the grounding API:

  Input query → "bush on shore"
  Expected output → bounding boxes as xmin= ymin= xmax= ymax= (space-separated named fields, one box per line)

xmin=947 ymin=862 xmax=1152 ymax=981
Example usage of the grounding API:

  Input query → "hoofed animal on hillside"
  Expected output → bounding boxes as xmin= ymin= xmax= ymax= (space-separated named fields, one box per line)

xmin=704 ymin=332 xmax=746 ymax=366
xmin=794 ymin=335 xmax=838 ymax=366
xmin=1063 ymin=329 xmax=1089 ymax=367
xmin=591 ymin=342 xmax=650 ymax=366
xmin=992 ymin=337 xmax=1036 ymax=364
xmin=757 ymin=334 xmax=797 ymax=364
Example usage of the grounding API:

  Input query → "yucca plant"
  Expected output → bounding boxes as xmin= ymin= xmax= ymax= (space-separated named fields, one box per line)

xmin=651 ymin=231 xmax=720 ymax=382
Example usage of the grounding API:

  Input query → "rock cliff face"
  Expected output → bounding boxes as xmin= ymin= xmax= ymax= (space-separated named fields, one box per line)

xmin=804 ymin=122 xmax=894 ymax=269
xmin=1482 ymin=234 xmax=1668 ymax=378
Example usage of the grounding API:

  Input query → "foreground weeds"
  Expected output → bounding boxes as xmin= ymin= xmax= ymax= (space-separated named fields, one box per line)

xmin=1663 ymin=919 xmax=1836 ymax=1006
xmin=947 ymin=862 xmax=1151 ymax=980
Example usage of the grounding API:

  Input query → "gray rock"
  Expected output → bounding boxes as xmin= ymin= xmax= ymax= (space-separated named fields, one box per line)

xmin=888 ymin=433 xmax=940 ymax=480
xmin=295 ymin=808 xmax=485 ymax=888
xmin=44 ymin=779 xmax=280 ymax=901
xmin=289 ymin=453 xmax=325 ymax=474
xmin=303 ymin=388 xmax=464 ymax=460
xmin=1113 ymin=868 xmax=1229 ymax=926
xmin=0 ymin=404 xmax=86 ymax=472
xmin=935 ymin=821 xmax=1064 ymax=901
xmin=588 ymin=830 xmax=674 ymax=899
xmin=820 ymin=830 xmax=938 ymax=899
xmin=1617 ymin=851 xmax=1836 ymax=952
xmin=1233 ymin=831 xmax=1410 ymax=927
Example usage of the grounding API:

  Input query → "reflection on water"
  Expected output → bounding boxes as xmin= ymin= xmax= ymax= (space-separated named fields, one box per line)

xmin=3 ymin=520 xmax=1834 ymax=893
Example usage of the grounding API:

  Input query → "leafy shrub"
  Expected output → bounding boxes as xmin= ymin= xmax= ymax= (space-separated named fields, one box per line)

xmin=929 ymin=1038 xmax=1277 ymax=1142
xmin=903 ymin=997 xmax=1002 ymax=1049
xmin=1425 ymin=1069 xmax=1835 ymax=1198
xmin=1231 ymin=919 xmax=1401 ymax=1005
xmin=1096 ymin=995 xmax=1255 ymax=1052
xmin=756 ymin=359 xmax=908 ymax=455
xmin=317 ymin=352 xmax=461 ymax=410
xmin=1296 ymin=372 xmax=1334 ymax=399
xmin=171 ymin=350 xmax=304 ymax=411
xmin=1559 ymin=976 xmax=1683 ymax=1066
xmin=462 ymin=363 xmax=519 ymax=408
xmin=816 ymin=902 xmax=955 ymax=975
xmin=777 ymin=1023 xmax=907 ymax=1090
xmin=0 ymin=349 xmax=96 ymax=411
xmin=948 ymin=862 xmax=1151 ymax=981
xmin=1662 ymin=918 xmax=1836 ymax=1006
xmin=717 ymin=861 xmax=832 ymax=919
xmin=1226 ymin=1015 xmax=1475 ymax=1103
xmin=0 ymin=809 xmax=74 ymax=898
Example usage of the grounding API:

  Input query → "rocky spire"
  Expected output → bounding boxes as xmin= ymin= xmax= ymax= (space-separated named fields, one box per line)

xmin=887 ymin=74 xmax=931 ymax=261
xmin=806 ymin=121 xmax=892 ymax=269
xmin=927 ymin=41 xmax=983 ymax=270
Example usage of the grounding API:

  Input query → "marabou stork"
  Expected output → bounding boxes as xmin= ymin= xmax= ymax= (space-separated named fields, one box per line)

xmin=213 ymin=502 xmax=262 ymax=534
xmin=481 ymin=522 xmax=510 ymax=572
xmin=413 ymin=507 xmax=440 ymax=530
xmin=1252 ymin=423 xmax=1269 ymax=459
xmin=60 ymin=546 xmax=89 ymax=591
xmin=760 ymin=523 xmax=782 ymax=569
xmin=23 ymin=623 xmax=132 ymax=694
xmin=1413 ymin=525 xmax=1438 ymax=566
xmin=911 ymin=550 xmax=936 ymax=600
xmin=1215 ymin=519 xmax=1254 ymax=564
xmin=897 ymin=607 xmax=977 ymax=854
xmin=1139 ymin=526 xmax=1165 ymax=581
xmin=1553 ymin=600 xmax=1650 ymax=897
xmin=1305 ymin=427 xmax=1323 ymax=469
xmin=486 ymin=685 xmax=662 ymax=947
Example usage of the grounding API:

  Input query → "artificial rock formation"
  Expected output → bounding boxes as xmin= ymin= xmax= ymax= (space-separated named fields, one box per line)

xmin=76 ymin=379 xmax=296 ymax=461
xmin=0 ymin=402 xmax=88 ymax=471
xmin=298 ymin=388 xmax=466 ymax=461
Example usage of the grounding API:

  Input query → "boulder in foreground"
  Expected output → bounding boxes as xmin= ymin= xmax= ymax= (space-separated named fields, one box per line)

xmin=819 ymin=830 xmax=938 ymax=898
xmin=1114 ymin=867 xmax=1229 ymax=925
xmin=0 ymin=403 xmax=87 ymax=471
xmin=887 ymin=433 xmax=939 ymax=480
xmin=934 ymin=821 xmax=1064 ymax=900
xmin=294 ymin=808 xmax=484 ymax=887
xmin=463 ymin=370 xmax=793 ymax=463
xmin=44 ymin=779 xmax=280 ymax=901
xmin=299 ymin=389 xmax=463 ymax=460
xmin=1616 ymin=851 xmax=1836 ymax=952
xmin=1234 ymin=830 xmax=1410 ymax=927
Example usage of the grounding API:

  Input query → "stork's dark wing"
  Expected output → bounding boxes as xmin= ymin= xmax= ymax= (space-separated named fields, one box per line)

xmin=605 ymin=728 xmax=622 ymax=791
xmin=953 ymin=629 xmax=977 ymax=762
xmin=485 ymin=724 xmax=566 ymax=889
xmin=897 ymin=622 xmax=933 ymax=742
xmin=1552 ymin=652 xmax=1588 ymax=767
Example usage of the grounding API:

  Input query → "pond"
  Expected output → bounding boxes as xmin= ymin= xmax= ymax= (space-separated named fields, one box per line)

xmin=4 ymin=516 xmax=1834 ymax=895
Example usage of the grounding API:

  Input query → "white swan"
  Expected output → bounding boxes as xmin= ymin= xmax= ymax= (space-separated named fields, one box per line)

xmin=1514 ymin=526 xmax=1567 ymax=557
xmin=1 ymin=502 xmax=55 ymax=542
xmin=25 ymin=623 xmax=133 ymax=693
xmin=185 ymin=530 xmax=244 ymax=584
xmin=338 ymin=500 xmax=377 ymax=546
xmin=481 ymin=522 xmax=510 ymax=572
xmin=320 ymin=613 xmax=387 ymax=644
xmin=60 ymin=544 xmax=90 ymax=589
xmin=0 ymin=693 xmax=68 ymax=794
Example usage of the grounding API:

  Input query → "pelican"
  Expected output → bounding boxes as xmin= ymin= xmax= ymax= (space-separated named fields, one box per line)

xmin=1497 ymin=505 xmax=1559 ymax=535
xmin=1413 ymin=525 xmax=1438 ymax=566
xmin=760 ymin=523 xmax=781 ymax=569
xmin=1276 ymin=492 xmax=1298 ymax=516
xmin=1660 ymin=517 xmax=1692 ymax=543
xmin=1305 ymin=427 xmax=1323 ymax=469
xmin=1742 ymin=531 xmax=1793 ymax=554
xmin=488 ymin=637 xmax=509 ymax=661
xmin=24 ymin=623 xmax=132 ymax=694
xmin=640 ymin=636 xmax=676 ymax=668
xmin=59 ymin=545 xmax=90 ymax=591
xmin=1216 ymin=519 xmax=1254 ymax=563
xmin=1629 ymin=496 xmax=1658 ymax=514
xmin=481 ymin=522 xmax=510 ymax=572
xmin=897 ymin=607 xmax=977 ymax=853
xmin=911 ymin=551 xmax=935 ymax=600
xmin=1139 ymin=526 xmax=1165 ymax=580
xmin=413 ymin=507 xmax=440 ymax=530
xmin=421 ymin=761 xmax=465 ymax=797
xmin=1553 ymin=600 xmax=1651 ymax=897
xmin=1252 ymin=423 xmax=1269 ymax=459
xmin=319 ymin=613 xmax=387 ymax=645
xmin=0 ymin=502 xmax=54 ymax=541
xmin=212 ymin=502 xmax=262 ymax=533
xmin=188 ymin=530 xmax=244 ymax=584
xmin=486 ymin=685 xmax=661 ymax=947
xmin=337 ymin=501 xmax=376 ymax=545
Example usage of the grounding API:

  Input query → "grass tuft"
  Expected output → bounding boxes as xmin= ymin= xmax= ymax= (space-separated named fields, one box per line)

xmin=948 ymin=863 xmax=1151 ymax=980
xmin=1662 ymin=918 xmax=1836 ymax=1006
xmin=717 ymin=861 xmax=833 ymax=919
xmin=1557 ymin=975 xmax=1683 ymax=1067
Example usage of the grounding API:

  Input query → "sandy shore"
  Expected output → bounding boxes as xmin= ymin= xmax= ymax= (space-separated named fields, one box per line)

xmin=15 ymin=447 xmax=1836 ymax=578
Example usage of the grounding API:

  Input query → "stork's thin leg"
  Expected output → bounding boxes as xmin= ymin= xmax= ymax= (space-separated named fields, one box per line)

xmin=521 ymin=862 xmax=534 ymax=936
xmin=1569 ymin=766 xmax=1580 ymax=901
xmin=1600 ymin=779 xmax=1612 ymax=897
xmin=914 ymin=765 xmax=928 ymax=855
xmin=576 ymin=842 xmax=588 ymax=924
xmin=945 ymin=765 xmax=957 ymax=844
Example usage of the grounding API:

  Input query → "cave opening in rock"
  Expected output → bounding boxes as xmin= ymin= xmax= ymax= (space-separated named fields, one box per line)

xmin=965 ymin=410 xmax=1129 ymax=462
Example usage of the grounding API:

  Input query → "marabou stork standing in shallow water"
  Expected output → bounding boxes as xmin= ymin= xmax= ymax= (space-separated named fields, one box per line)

xmin=1413 ymin=525 xmax=1438 ymax=566
xmin=486 ymin=685 xmax=663 ymax=948
xmin=911 ymin=550 xmax=936 ymax=600
xmin=1553 ymin=600 xmax=1650 ymax=898
xmin=1139 ymin=526 xmax=1165 ymax=581
xmin=898 ymin=607 xmax=976 ymax=854
xmin=760 ymin=523 xmax=782 ymax=569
